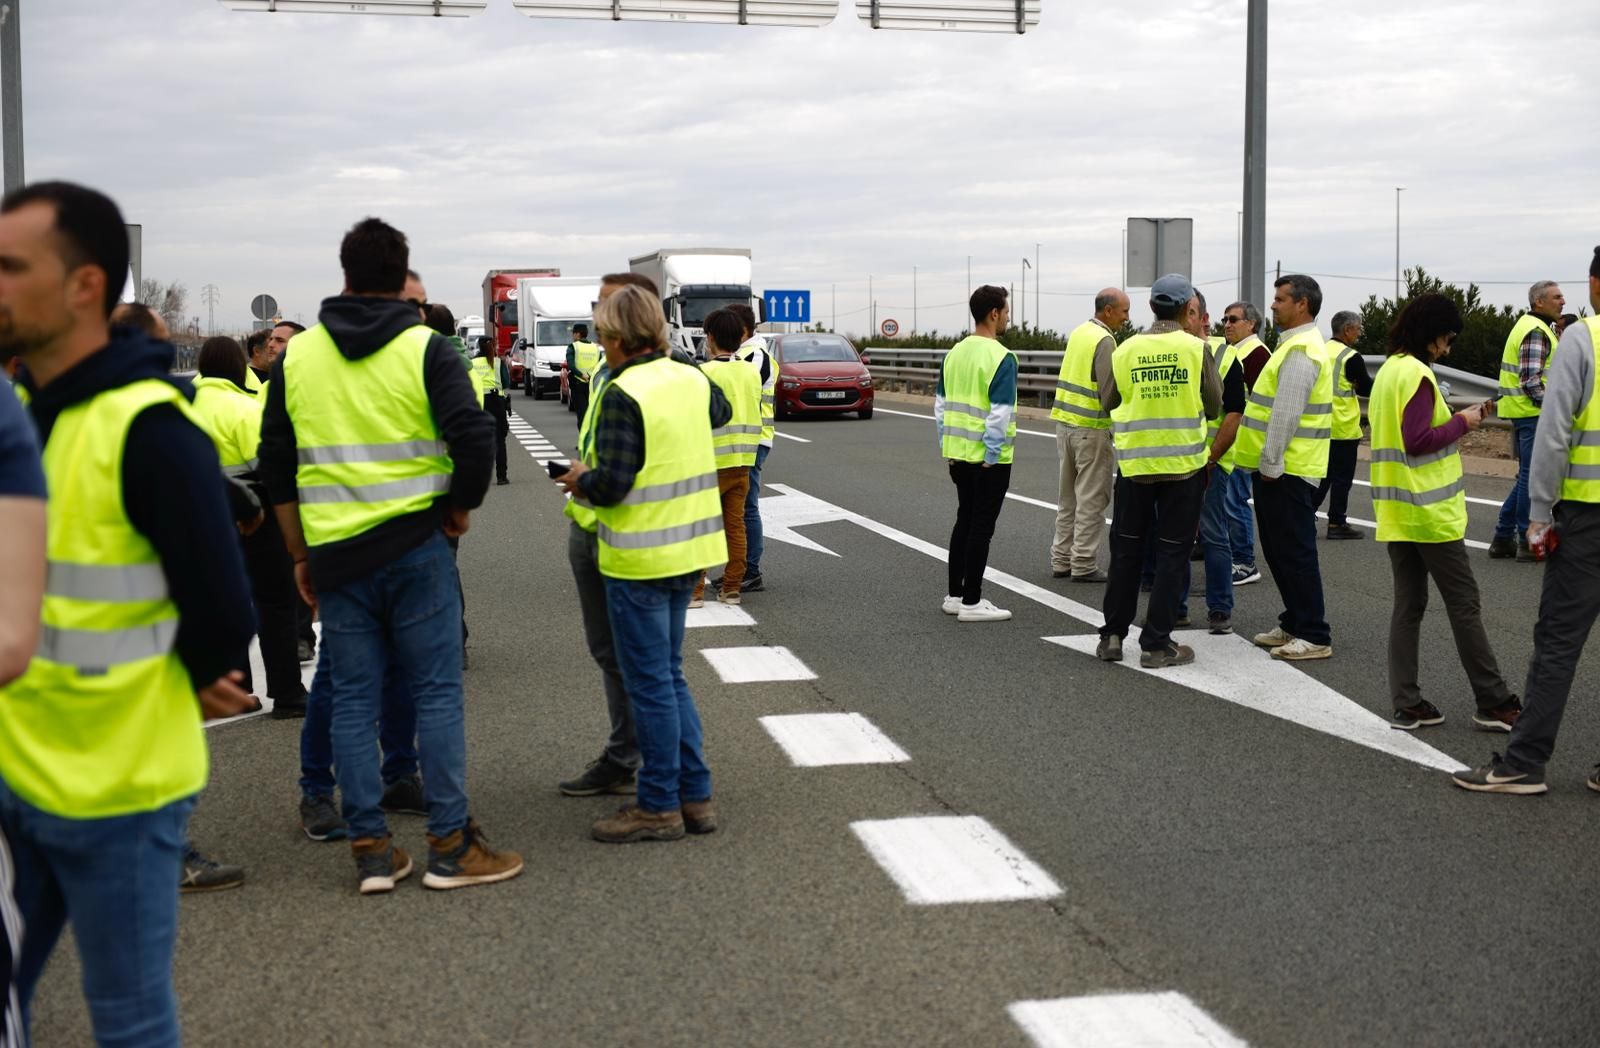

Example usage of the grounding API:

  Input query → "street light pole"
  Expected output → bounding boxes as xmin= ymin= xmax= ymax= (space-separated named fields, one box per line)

xmin=1395 ymin=186 xmax=1405 ymax=300
xmin=1 ymin=0 xmax=24 ymax=194
xmin=1240 ymin=0 xmax=1267 ymax=310
xmin=913 ymin=265 xmax=918 ymax=334
xmin=1035 ymin=242 xmax=1040 ymax=332
xmin=1021 ymin=257 xmax=1032 ymax=330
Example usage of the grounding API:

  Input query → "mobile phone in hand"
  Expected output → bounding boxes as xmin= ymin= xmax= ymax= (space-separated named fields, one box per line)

xmin=546 ymin=460 xmax=571 ymax=479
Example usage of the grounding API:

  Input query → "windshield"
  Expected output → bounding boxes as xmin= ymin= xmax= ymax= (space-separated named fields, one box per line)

xmin=537 ymin=320 xmax=588 ymax=346
xmin=779 ymin=336 xmax=858 ymax=364
xmin=680 ymin=296 xmax=746 ymax=328
xmin=495 ymin=300 xmax=516 ymax=327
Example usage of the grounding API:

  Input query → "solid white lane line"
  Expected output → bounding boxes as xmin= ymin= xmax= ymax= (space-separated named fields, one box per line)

xmin=1007 ymin=492 xmax=1058 ymax=510
xmin=850 ymin=815 xmax=1062 ymax=905
xmin=700 ymin=645 xmax=817 ymax=683
xmin=759 ymin=713 xmax=910 ymax=766
xmin=685 ymin=603 xmax=756 ymax=628
xmin=874 ymin=405 xmax=1055 ymax=438
xmin=774 ymin=431 xmax=812 ymax=444
xmin=1008 ymin=992 xmax=1247 ymax=1048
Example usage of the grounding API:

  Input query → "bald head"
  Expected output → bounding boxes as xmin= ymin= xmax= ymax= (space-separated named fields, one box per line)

xmin=1093 ymin=288 xmax=1130 ymax=330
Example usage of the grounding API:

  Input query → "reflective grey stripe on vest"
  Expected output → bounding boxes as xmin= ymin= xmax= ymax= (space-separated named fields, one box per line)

xmin=297 ymin=473 xmax=450 ymax=505
xmin=1052 ymin=399 xmax=1109 ymax=420
xmin=1567 ymin=464 xmax=1600 ymax=481
xmin=1239 ymin=416 xmax=1331 ymax=439
xmin=715 ymin=442 xmax=762 ymax=456
xmin=1572 ymin=430 xmax=1600 ymax=447
xmin=297 ymin=439 xmax=448 ymax=466
xmin=713 ymin=424 xmax=764 ymax=437
xmin=1500 ymin=363 xmax=1520 ymax=376
xmin=943 ymin=400 xmax=987 ymax=418
xmin=1114 ymin=442 xmax=1208 ymax=462
xmin=1333 ymin=391 xmax=1359 ymax=400
xmin=1248 ymin=391 xmax=1332 ymax=415
xmin=598 ymin=513 xmax=724 ymax=550
xmin=1369 ymin=445 xmax=1458 ymax=469
xmin=620 ymin=471 xmax=719 ymax=506
xmin=1369 ymin=478 xmax=1466 ymax=506
xmin=36 ymin=618 xmax=178 ymax=671
xmin=223 ymin=458 xmax=260 ymax=477
xmin=1056 ymin=379 xmax=1097 ymax=399
xmin=46 ymin=561 xmax=168 ymax=602
xmin=1113 ymin=415 xmax=1205 ymax=435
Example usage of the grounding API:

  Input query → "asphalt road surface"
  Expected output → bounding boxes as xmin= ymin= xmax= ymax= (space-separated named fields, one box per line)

xmin=28 ymin=392 xmax=1600 ymax=1047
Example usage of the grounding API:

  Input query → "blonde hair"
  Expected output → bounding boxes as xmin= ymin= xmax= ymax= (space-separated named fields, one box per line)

xmin=593 ymin=284 xmax=669 ymax=356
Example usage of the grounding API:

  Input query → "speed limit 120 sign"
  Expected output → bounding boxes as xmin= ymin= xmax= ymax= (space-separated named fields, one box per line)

xmin=881 ymin=318 xmax=900 ymax=337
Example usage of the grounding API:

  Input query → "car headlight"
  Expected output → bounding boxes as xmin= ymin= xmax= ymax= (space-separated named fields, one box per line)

xmin=780 ymin=379 xmax=801 ymax=390
xmin=857 ymin=375 xmax=873 ymax=386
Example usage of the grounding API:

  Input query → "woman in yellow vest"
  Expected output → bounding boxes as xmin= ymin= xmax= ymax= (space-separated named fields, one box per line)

xmin=1369 ymin=293 xmax=1521 ymax=733
xmin=691 ymin=308 xmax=763 ymax=608
xmin=554 ymin=284 xmax=730 ymax=843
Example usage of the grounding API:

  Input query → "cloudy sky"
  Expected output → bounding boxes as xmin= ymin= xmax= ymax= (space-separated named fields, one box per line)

xmin=16 ymin=0 xmax=1599 ymax=335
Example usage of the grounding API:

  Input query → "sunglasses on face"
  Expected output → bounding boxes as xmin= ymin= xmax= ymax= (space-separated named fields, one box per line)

xmin=1222 ymin=315 xmax=1244 ymax=324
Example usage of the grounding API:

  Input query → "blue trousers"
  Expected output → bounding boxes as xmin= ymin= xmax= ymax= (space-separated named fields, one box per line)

xmin=1180 ymin=467 xmax=1236 ymax=616
xmin=1495 ymin=417 xmax=1538 ymax=541
xmin=1225 ymin=465 xmax=1256 ymax=565
xmin=299 ymin=649 xmax=419 ymax=799
xmin=744 ymin=443 xmax=770 ymax=574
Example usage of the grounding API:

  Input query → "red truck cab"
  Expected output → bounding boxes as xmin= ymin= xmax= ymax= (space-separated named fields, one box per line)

xmin=481 ymin=268 xmax=559 ymax=388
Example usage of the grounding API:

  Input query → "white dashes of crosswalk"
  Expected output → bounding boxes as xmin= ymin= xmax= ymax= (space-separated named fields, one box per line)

xmin=1008 ymin=992 xmax=1248 ymax=1048
xmin=758 ymin=713 xmax=909 ymax=766
xmin=508 ymin=414 xmax=567 ymax=466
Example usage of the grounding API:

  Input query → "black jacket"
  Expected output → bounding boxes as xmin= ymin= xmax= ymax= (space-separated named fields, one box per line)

xmin=20 ymin=327 xmax=257 ymax=689
xmin=258 ymin=295 xmax=494 ymax=591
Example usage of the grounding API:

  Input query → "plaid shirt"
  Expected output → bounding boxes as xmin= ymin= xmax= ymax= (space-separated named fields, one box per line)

xmin=1516 ymin=326 xmax=1553 ymax=404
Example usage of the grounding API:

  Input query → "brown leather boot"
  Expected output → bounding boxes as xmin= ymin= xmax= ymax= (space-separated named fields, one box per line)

xmin=591 ymin=805 xmax=685 ymax=843
xmin=351 ymin=835 xmax=412 ymax=896
xmin=681 ymin=799 xmax=718 ymax=835
xmin=421 ymin=819 xmax=524 ymax=890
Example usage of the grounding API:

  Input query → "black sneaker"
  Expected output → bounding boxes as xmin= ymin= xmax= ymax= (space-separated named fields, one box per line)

xmin=270 ymin=691 xmax=308 ymax=720
xmin=1096 ymin=634 xmax=1123 ymax=662
xmin=1471 ymin=697 xmax=1523 ymax=733
xmin=1207 ymin=611 xmax=1233 ymax=635
xmin=1326 ymin=522 xmax=1364 ymax=540
xmin=381 ymin=774 xmax=427 ymax=816
xmin=180 ymin=846 xmax=246 ymax=893
xmin=558 ymin=757 xmax=638 ymax=797
xmin=299 ymin=792 xmax=347 ymax=842
xmin=1487 ymin=536 xmax=1516 ymax=559
xmin=1232 ymin=563 xmax=1262 ymax=586
xmin=1452 ymin=754 xmax=1548 ymax=795
xmin=740 ymin=571 xmax=765 ymax=593
xmin=297 ymin=639 xmax=315 ymax=664
xmin=1140 ymin=643 xmax=1195 ymax=669
xmin=1516 ymin=541 xmax=1537 ymax=563
xmin=1392 ymin=700 xmax=1445 ymax=730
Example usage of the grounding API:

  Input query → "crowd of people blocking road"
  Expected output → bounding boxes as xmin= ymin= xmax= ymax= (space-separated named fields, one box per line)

xmin=935 ymin=253 xmax=1600 ymax=791
xmin=0 ymin=182 xmax=777 ymax=1046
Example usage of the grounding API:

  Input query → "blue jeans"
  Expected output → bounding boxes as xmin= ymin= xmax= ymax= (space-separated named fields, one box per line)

xmin=604 ymin=578 xmax=712 ymax=813
xmin=0 ymin=781 xmax=192 ymax=1048
xmin=1226 ymin=466 xmax=1256 ymax=565
xmin=1180 ymin=467 xmax=1236 ymax=617
xmin=321 ymin=532 xmax=468 ymax=841
xmin=744 ymin=443 xmax=770 ymax=574
xmin=299 ymin=648 xmax=419 ymax=799
xmin=1496 ymin=417 xmax=1538 ymax=540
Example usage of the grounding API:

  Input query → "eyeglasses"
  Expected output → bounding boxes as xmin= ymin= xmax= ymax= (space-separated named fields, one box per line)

xmin=408 ymin=299 xmax=428 ymax=312
xmin=1222 ymin=315 xmax=1245 ymax=324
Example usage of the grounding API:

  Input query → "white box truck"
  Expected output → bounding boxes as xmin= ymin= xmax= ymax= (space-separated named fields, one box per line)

xmin=628 ymin=248 xmax=765 ymax=360
xmin=515 ymin=277 xmax=601 ymax=399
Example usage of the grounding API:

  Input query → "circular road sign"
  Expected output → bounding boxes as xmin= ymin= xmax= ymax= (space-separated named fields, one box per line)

xmin=881 ymin=318 xmax=900 ymax=338
xmin=250 ymin=294 xmax=279 ymax=321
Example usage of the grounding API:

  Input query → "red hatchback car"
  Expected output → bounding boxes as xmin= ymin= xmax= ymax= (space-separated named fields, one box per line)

xmin=771 ymin=333 xmax=874 ymax=420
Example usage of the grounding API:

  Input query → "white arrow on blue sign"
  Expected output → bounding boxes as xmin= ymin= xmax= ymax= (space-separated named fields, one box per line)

xmin=763 ymin=290 xmax=811 ymax=324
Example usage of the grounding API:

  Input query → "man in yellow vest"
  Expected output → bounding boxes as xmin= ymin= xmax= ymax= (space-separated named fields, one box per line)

xmin=1049 ymin=287 xmax=1126 ymax=582
xmin=259 ymin=216 xmax=521 ymax=893
xmin=1316 ymin=310 xmax=1372 ymax=540
xmin=1220 ymin=301 xmax=1270 ymax=585
xmin=1456 ymin=250 xmax=1600 ymax=795
xmin=1232 ymin=274 xmax=1336 ymax=661
xmin=1095 ymin=274 xmax=1221 ymax=667
xmin=1491 ymin=280 xmax=1566 ymax=560
xmin=1367 ymin=293 xmax=1519 ymax=733
xmin=244 ymin=327 xmax=273 ymax=392
xmin=937 ymin=285 xmax=1019 ymax=622
xmin=567 ymin=322 xmax=602 ymax=422
xmin=0 ymin=181 xmax=257 ymax=1044
xmin=692 ymin=308 xmax=763 ymax=608
xmin=554 ymin=284 xmax=731 ymax=842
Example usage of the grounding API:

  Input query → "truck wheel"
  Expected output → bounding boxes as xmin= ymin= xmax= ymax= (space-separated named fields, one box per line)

xmin=533 ymin=382 xmax=545 ymax=401
xmin=524 ymin=377 xmax=534 ymax=397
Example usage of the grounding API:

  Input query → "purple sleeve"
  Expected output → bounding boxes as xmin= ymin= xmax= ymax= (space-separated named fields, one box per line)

xmin=1401 ymin=382 xmax=1466 ymax=456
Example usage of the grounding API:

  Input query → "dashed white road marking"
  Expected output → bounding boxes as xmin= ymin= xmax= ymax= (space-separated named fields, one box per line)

xmin=774 ymin=431 xmax=812 ymax=444
xmin=685 ymin=603 xmax=756 ymax=628
xmin=700 ymin=645 xmax=817 ymax=683
xmin=1008 ymin=992 xmax=1248 ymax=1048
xmin=759 ymin=713 xmax=910 ymax=766
xmin=850 ymin=815 xmax=1062 ymax=905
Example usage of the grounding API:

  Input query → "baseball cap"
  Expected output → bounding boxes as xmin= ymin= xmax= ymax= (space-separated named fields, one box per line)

xmin=1149 ymin=273 xmax=1194 ymax=308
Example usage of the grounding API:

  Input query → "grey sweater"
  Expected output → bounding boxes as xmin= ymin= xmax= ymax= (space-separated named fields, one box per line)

xmin=1529 ymin=320 xmax=1596 ymax=522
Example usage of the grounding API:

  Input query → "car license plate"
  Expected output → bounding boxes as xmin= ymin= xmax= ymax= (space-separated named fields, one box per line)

xmin=815 ymin=391 xmax=847 ymax=399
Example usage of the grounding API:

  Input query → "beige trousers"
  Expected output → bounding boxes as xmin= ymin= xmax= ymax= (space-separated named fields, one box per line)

xmin=1051 ymin=423 xmax=1114 ymax=575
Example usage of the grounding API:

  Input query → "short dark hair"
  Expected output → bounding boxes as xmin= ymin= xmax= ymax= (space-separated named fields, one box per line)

xmin=273 ymin=320 xmax=306 ymax=334
xmin=424 ymin=302 xmax=457 ymax=338
xmin=198 ymin=336 xmax=248 ymax=387
xmin=573 ymin=323 xmax=589 ymax=338
xmin=339 ymin=217 xmax=409 ymax=295
xmin=406 ymin=268 xmax=421 ymax=282
xmin=601 ymin=272 xmax=660 ymax=297
xmin=727 ymin=303 xmax=757 ymax=336
xmin=704 ymin=309 xmax=744 ymax=353
xmin=245 ymin=329 xmax=270 ymax=357
xmin=1590 ymin=246 xmax=1600 ymax=282
xmin=113 ymin=302 xmax=162 ymax=336
xmin=0 ymin=181 xmax=129 ymax=317
xmin=1150 ymin=299 xmax=1183 ymax=322
xmin=970 ymin=284 xmax=1008 ymax=324
xmin=1274 ymin=274 xmax=1323 ymax=318
xmin=1387 ymin=292 xmax=1461 ymax=360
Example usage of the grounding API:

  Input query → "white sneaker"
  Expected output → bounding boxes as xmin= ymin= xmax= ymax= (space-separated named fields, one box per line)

xmin=688 ymin=597 xmax=705 ymax=610
xmin=957 ymin=599 xmax=1012 ymax=623
xmin=1252 ymin=626 xmax=1293 ymax=649
xmin=1270 ymin=637 xmax=1332 ymax=661
xmin=941 ymin=595 xmax=963 ymax=616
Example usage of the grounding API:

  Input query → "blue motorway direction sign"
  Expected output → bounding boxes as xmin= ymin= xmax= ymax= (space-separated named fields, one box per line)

xmin=764 ymin=289 xmax=811 ymax=323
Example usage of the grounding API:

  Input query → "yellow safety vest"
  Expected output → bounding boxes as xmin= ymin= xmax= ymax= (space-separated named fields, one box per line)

xmin=1369 ymin=353 xmax=1466 ymax=542
xmin=1109 ymin=329 xmax=1208 ymax=478
xmin=1329 ymin=340 xmax=1364 ymax=441
xmin=191 ymin=375 xmax=263 ymax=475
xmin=564 ymin=367 xmax=609 ymax=533
xmin=940 ymin=335 xmax=1017 ymax=465
xmin=734 ymin=337 xmax=779 ymax=444
xmin=283 ymin=324 xmax=453 ymax=547
xmin=590 ymin=357 xmax=728 ymax=579
xmin=1497 ymin=313 xmax=1558 ymax=420
xmin=573 ymin=341 xmax=603 ymax=382
xmin=1233 ymin=329 xmax=1334 ymax=478
xmin=0 ymin=379 xmax=207 ymax=819
xmin=1232 ymin=334 xmax=1265 ymax=389
xmin=1050 ymin=320 xmax=1112 ymax=429
xmin=1561 ymin=317 xmax=1600 ymax=504
xmin=1207 ymin=336 xmax=1240 ymax=473
xmin=471 ymin=356 xmax=502 ymax=398
xmin=244 ymin=367 xmax=264 ymax=394
xmin=702 ymin=357 xmax=763 ymax=469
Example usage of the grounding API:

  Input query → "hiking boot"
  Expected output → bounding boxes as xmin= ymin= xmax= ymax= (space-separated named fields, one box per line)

xmin=1472 ymin=697 xmax=1523 ymax=733
xmin=1487 ymin=536 xmax=1516 ymax=559
xmin=181 ymin=846 xmax=245 ymax=894
xmin=740 ymin=571 xmax=765 ymax=592
xmin=381 ymin=774 xmax=427 ymax=816
xmin=423 ymin=819 xmax=525 ymax=889
xmin=1392 ymin=700 xmax=1445 ymax=731
xmin=1096 ymin=634 xmax=1123 ymax=662
xmin=1452 ymin=754 xmax=1547 ymax=795
xmin=351 ymin=835 xmax=412 ymax=895
xmin=271 ymin=692 xmax=308 ymax=720
xmin=1253 ymin=626 xmax=1293 ymax=649
xmin=1326 ymin=522 xmax=1364 ymax=540
xmin=1140 ymin=643 xmax=1195 ymax=669
xmin=591 ymin=805 xmax=686 ymax=843
xmin=299 ymin=792 xmax=347 ymax=842
xmin=682 ymin=798 xmax=718 ymax=835
xmin=1232 ymin=563 xmax=1262 ymax=586
xmin=1207 ymin=611 xmax=1233 ymax=635
xmin=1271 ymin=637 xmax=1332 ymax=661
xmin=558 ymin=757 xmax=637 ymax=797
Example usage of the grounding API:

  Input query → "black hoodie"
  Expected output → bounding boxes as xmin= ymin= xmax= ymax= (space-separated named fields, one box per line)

xmin=258 ymin=295 xmax=493 ymax=591
xmin=20 ymin=327 xmax=257 ymax=690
